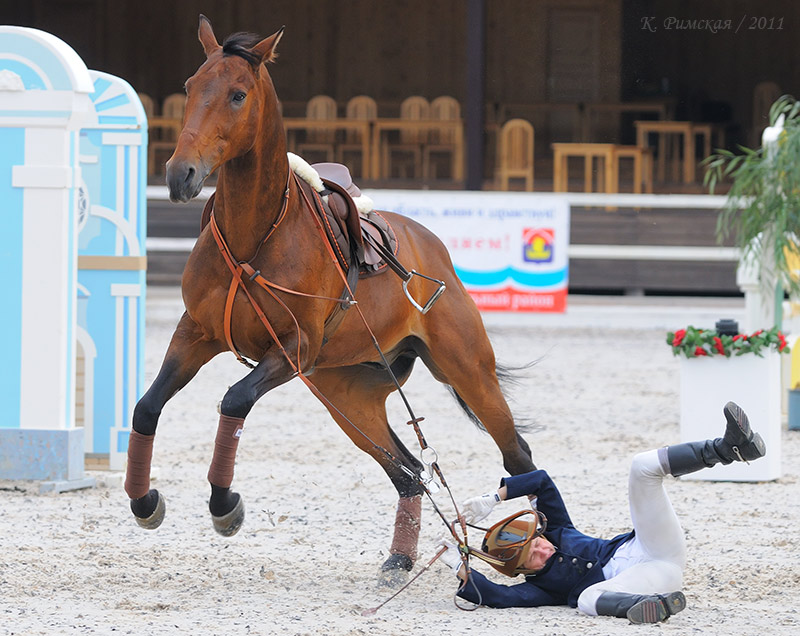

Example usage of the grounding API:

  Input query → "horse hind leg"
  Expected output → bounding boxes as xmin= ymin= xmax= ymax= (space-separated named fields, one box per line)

xmin=307 ymin=364 xmax=427 ymax=586
xmin=415 ymin=325 xmax=536 ymax=476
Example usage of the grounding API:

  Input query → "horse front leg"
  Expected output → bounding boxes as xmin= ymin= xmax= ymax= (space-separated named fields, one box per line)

xmin=126 ymin=314 xmax=223 ymax=529
xmin=207 ymin=350 xmax=297 ymax=536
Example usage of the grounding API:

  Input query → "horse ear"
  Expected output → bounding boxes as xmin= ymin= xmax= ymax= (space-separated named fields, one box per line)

xmin=198 ymin=14 xmax=221 ymax=57
xmin=251 ymin=26 xmax=285 ymax=65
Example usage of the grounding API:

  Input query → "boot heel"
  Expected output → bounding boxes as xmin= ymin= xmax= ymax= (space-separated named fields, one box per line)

xmin=627 ymin=591 xmax=685 ymax=624
xmin=732 ymin=432 xmax=767 ymax=463
xmin=753 ymin=432 xmax=766 ymax=456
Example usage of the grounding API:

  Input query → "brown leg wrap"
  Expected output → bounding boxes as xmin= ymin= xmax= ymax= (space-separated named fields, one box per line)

xmin=389 ymin=495 xmax=422 ymax=563
xmin=207 ymin=414 xmax=245 ymax=488
xmin=125 ymin=430 xmax=155 ymax=499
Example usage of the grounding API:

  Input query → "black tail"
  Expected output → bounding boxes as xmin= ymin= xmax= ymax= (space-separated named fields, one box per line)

xmin=446 ymin=361 xmax=541 ymax=434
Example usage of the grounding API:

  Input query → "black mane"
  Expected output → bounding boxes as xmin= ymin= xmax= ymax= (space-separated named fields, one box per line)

xmin=222 ymin=32 xmax=263 ymax=66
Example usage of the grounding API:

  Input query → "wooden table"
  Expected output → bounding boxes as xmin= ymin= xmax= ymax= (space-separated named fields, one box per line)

xmin=283 ymin=118 xmax=372 ymax=179
xmin=634 ymin=120 xmax=715 ymax=184
xmin=370 ymin=119 xmax=464 ymax=181
xmin=552 ymin=143 xmax=653 ymax=206
xmin=552 ymin=143 xmax=618 ymax=193
xmin=613 ymin=145 xmax=653 ymax=194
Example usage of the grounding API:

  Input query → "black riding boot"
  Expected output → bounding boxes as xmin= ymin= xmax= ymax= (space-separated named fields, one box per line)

xmin=595 ymin=591 xmax=686 ymax=624
xmin=665 ymin=401 xmax=766 ymax=477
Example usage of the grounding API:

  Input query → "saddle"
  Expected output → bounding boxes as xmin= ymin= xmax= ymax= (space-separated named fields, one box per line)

xmin=300 ymin=162 xmax=400 ymax=280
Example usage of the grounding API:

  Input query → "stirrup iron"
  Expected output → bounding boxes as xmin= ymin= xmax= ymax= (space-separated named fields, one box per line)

xmin=402 ymin=270 xmax=446 ymax=314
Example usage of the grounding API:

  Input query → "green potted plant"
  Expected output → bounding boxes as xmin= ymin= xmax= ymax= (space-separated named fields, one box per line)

xmin=704 ymin=96 xmax=800 ymax=326
xmin=666 ymin=325 xmax=789 ymax=358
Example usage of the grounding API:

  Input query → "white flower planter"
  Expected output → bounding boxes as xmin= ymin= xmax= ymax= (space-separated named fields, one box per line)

xmin=679 ymin=352 xmax=781 ymax=481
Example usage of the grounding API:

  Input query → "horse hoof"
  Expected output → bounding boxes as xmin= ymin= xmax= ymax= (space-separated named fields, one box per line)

xmin=377 ymin=553 xmax=413 ymax=588
xmin=211 ymin=496 xmax=245 ymax=537
xmin=377 ymin=566 xmax=409 ymax=588
xmin=133 ymin=490 xmax=166 ymax=530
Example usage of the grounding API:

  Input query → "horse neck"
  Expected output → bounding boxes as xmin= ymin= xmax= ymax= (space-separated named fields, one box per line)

xmin=213 ymin=114 xmax=291 ymax=259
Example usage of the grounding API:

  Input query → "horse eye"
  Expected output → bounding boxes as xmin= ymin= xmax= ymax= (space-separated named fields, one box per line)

xmin=232 ymin=91 xmax=246 ymax=103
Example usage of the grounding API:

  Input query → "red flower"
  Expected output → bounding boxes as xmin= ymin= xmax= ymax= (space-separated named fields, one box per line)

xmin=672 ymin=329 xmax=687 ymax=346
xmin=712 ymin=336 xmax=725 ymax=355
xmin=753 ymin=330 xmax=764 ymax=336
xmin=694 ymin=346 xmax=708 ymax=356
xmin=779 ymin=333 xmax=787 ymax=352
xmin=733 ymin=334 xmax=746 ymax=342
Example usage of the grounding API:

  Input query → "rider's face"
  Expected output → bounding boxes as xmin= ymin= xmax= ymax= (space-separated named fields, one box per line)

xmin=522 ymin=535 xmax=556 ymax=572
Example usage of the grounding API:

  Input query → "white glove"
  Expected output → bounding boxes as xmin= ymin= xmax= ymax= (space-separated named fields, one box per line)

xmin=461 ymin=490 xmax=501 ymax=524
xmin=437 ymin=537 xmax=464 ymax=575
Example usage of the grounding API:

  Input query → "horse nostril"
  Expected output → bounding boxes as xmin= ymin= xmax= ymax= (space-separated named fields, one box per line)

xmin=184 ymin=166 xmax=196 ymax=186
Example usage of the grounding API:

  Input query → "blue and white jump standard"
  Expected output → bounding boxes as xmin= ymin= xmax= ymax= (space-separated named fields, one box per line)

xmin=0 ymin=26 xmax=92 ymax=488
xmin=77 ymin=70 xmax=147 ymax=471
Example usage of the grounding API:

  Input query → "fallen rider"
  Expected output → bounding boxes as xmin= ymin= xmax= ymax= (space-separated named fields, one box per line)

xmin=438 ymin=401 xmax=766 ymax=624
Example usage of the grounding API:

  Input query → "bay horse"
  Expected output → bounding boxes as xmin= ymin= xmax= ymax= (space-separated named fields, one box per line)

xmin=125 ymin=15 xmax=535 ymax=579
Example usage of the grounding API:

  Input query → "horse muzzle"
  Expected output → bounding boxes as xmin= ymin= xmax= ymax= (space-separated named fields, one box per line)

xmin=166 ymin=158 xmax=210 ymax=203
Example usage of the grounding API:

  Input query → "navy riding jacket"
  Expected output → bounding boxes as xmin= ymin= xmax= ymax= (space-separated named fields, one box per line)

xmin=456 ymin=470 xmax=634 ymax=608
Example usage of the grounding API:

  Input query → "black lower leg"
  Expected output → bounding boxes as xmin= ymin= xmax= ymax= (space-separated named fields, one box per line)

xmin=505 ymin=431 xmax=536 ymax=473
xmin=209 ymin=484 xmax=241 ymax=518
xmin=130 ymin=489 xmax=161 ymax=518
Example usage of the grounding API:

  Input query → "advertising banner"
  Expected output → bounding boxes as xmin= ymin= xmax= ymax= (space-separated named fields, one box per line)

xmin=365 ymin=190 xmax=570 ymax=312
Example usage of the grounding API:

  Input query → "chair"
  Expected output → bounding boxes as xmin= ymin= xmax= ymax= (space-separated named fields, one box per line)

xmin=336 ymin=95 xmax=376 ymax=179
xmin=149 ymin=93 xmax=186 ymax=176
xmin=423 ymin=96 xmax=462 ymax=181
xmin=137 ymin=92 xmax=155 ymax=120
xmin=751 ymin=81 xmax=782 ymax=147
xmin=384 ymin=96 xmax=430 ymax=179
xmin=496 ymin=118 xmax=534 ymax=191
xmin=296 ymin=95 xmax=338 ymax=163
xmin=162 ymin=92 xmax=186 ymax=121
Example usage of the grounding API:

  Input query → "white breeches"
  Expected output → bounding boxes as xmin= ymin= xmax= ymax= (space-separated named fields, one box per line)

xmin=577 ymin=448 xmax=686 ymax=616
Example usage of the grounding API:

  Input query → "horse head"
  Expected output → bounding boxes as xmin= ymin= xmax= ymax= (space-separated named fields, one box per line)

xmin=166 ymin=15 xmax=284 ymax=203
